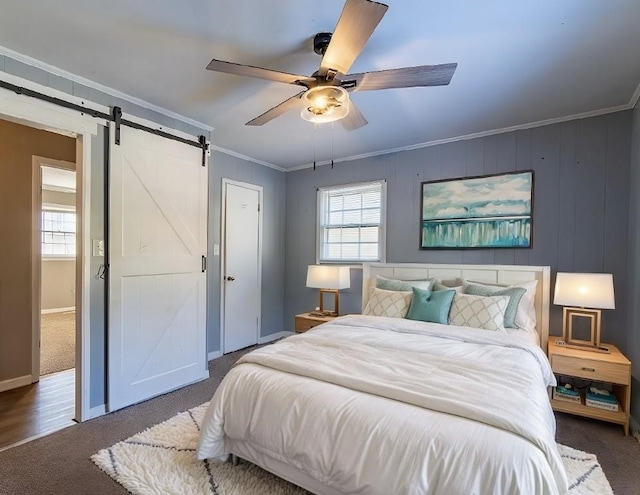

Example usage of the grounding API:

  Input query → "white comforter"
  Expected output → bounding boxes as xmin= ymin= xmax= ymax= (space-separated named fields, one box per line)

xmin=197 ymin=315 xmax=568 ymax=495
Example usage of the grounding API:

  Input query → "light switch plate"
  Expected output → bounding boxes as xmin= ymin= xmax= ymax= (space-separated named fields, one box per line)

xmin=93 ymin=239 xmax=104 ymax=257
xmin=213 ymin=244 xmax=220 ymax=256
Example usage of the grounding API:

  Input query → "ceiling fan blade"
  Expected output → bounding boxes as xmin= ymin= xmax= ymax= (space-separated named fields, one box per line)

xmin=246 ymin=91 xmax=306 ymax=126
xmin=345 ymin=63 xmax=458 ymax=91
xmin=319 ymin=0 xmax=389 ymax=77
xmin=207 ymin=59 xmax=313 ymax=86
xmin=341 ymin=99 xmax=368 ymax=131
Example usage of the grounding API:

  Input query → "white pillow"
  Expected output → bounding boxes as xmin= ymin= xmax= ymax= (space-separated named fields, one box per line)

xmin=375 ymin=275 xmax=433 ymax=292
xmin=464 ymin=279 xmax=538 ymax=331
xmin=363 ymin=287 xmax=412 ymax=318
xmin=448 ymin=293 xmax=510 ymax=332
xmin=433 ymin=278 xmax=464 ymax=293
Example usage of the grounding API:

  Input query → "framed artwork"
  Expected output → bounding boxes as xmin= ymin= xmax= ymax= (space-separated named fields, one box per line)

xmin=420 ymin=170 xmax=534 ymax=249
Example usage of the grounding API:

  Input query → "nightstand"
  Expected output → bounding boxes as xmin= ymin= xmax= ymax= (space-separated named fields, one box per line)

xmin=294 ymin=313 xmax=337 ymax=333
xmin=548 ymin=337 xmax=631 ymax=435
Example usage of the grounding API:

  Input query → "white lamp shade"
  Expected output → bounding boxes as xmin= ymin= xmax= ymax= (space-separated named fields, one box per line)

xmin=553 ymin=272 xmax=615 ymax=309
xmin=306 ymin=265 xmax=350 ymax=290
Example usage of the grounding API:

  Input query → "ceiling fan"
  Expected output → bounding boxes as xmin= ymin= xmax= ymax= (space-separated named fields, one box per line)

xmin=206 ymin=0 xmax=457 ymax=131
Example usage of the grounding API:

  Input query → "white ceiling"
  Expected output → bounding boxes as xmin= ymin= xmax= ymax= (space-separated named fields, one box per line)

xmin=1 ymin=0 xmax=639 ymax=170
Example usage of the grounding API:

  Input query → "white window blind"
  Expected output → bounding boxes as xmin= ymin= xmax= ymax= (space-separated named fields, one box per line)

xmin=317 ymin=180 xmax=386 ymax=263
xmin=42 ymin=210 xmax=76 ymax=256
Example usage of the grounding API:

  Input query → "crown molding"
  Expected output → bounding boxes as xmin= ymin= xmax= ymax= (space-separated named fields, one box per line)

xmin=210 ymin=144 xmax=285 ymax=172
xmin=286 ymin=102 xmax=634 ymax=172
xmin=0 ymin=45 xmax=213 ymax=132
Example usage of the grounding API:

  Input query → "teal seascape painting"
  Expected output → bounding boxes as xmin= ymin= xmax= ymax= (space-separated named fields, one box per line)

xmin=420 ymin=171 xmax=533 ymax=249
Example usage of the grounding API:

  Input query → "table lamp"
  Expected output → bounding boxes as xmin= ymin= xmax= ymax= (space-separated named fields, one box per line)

xmin=306 ymin=265 xmax=350 ymax=316
xmin=553 ymin=272 xmax=615 ymax=353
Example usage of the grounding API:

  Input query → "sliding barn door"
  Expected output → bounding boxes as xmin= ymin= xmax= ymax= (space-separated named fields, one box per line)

xmin=108 ymin=125 xmax=208 ymax=411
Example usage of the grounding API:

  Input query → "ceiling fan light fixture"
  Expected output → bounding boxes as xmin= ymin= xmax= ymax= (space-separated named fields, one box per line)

xmin=301 ymin=86 xmax=350 ymax=124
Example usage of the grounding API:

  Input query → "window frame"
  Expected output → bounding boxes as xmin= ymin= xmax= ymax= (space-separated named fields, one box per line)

xmin=41 ymin=206 xmax=77 ymax=259
xmin=315 ymin=179 xmax=387 ymax=265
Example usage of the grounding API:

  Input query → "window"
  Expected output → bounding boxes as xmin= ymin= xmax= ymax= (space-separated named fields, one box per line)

xmin=317 ymin=180 xmax=386 ymax=263
xmin=42 ymin=210 xmax=76 ymax=257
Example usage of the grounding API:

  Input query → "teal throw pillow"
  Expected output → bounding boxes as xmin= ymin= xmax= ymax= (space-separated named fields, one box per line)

xmin=376 ymin=276 xmax=434 ymax=292
xmin=463 ymin=283 xmax=526 ymax=328
xmin=406 ymin=287 xmax=455 ymax=325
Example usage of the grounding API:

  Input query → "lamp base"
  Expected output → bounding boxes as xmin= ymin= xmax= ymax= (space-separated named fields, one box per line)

xmin=318 ymin=289 xmax=340 ymax=316
xmin=562 ymin=306 xmax=603 ymax=350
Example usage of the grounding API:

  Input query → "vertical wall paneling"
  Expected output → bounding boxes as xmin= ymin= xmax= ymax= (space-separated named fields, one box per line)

xmin=603 ymin=111 xmax=632 ymax=350
xmin=627 ymin=102 xmax=640 ymax=424
xmin=284 ymin=111 xmax=633 ymax=356
xmin=557 ymin=121 xmax=578 ymax=272
xmin=574 ymin=116 xmax=608 ymax=272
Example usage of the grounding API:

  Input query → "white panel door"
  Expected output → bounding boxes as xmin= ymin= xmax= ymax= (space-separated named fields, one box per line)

xmin=223 ymin=181 xmax=261 ymax=353
xmin=108 ymin=125 xmax=208 ymax=411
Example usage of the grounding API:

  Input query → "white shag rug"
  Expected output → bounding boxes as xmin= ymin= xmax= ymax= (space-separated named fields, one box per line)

xmin=92 ymin=403 xmax=614 ymax=495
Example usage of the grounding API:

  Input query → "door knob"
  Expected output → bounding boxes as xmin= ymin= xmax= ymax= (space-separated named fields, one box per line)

xmin=225 ymin=276 xmax=236 ymax=281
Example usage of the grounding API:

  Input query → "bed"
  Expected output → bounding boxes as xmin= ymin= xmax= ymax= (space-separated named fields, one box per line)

xmin=197 ymin=263 xmax=567 ymax=495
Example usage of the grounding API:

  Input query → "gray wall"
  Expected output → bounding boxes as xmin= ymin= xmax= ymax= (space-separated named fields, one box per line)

xmin=89 ymin=126 xmax=106 ymax=408
xmin=41 ymin=260 xmax=75 ymax=310
xmin=285 ymin=111 xmax=633 ymax=357
xmin=207 ymin=151 xmax=286 ymax=352
xmin=629 ymin=101 xmax=640 ymax=426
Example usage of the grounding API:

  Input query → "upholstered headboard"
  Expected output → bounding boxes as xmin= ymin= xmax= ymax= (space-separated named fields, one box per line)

xmin=362 ymin=263 xmax=551 ymax=351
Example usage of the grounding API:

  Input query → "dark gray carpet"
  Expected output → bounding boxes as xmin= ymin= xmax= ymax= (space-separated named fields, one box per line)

xmin=555 ymin=412 xmax=640 ymax=494
xmin=0 ymin=346 xmax=638 ymax=495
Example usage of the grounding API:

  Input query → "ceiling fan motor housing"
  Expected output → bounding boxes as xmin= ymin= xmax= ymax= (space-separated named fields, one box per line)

xmin=313 ymin=33 xmax=333 ymax=55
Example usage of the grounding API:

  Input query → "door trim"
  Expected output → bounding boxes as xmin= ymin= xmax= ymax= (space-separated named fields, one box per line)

xmin=220 ymin=178 xmax=263 ymax=354
xmin=0 ymin=77 xmax=97 ymax=423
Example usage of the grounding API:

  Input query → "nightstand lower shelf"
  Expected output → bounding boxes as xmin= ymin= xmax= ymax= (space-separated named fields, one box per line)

xmin=550 ymin=397 xmax=627 ymax=426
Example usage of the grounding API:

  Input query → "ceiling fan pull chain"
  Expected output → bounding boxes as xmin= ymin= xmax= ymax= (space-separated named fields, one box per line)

xmin=331 ymin=123 xmax=335 ymax=169
xmin=313 ymin=123 xmax=318 ymax=171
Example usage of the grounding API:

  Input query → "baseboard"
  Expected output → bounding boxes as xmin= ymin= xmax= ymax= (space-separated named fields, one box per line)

xmin=87 ymin=404 xmax=106 ymax=420
xmin=0 ymin=374 xmax=32 ymax=393
xmin=208 ymin=350 xmax=222 ymax=361
xmin=258 ymin=331 xmax=294 ymax=344
xmin=41 ymin=306 xmax=75 ymax=314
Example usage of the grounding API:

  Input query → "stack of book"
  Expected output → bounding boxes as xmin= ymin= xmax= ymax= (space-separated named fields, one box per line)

xmin=585 ymin=388 xmax=619 ymax=412
xmin=553 ymin=384 xmax=581 ymax=403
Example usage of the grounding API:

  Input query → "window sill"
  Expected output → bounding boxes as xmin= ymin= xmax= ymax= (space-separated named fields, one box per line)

xmin=42 ymin=257 xmax=76 ymax=261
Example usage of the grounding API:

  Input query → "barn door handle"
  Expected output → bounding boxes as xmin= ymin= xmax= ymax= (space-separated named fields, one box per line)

xmin=225 ymin=276 xmax=235 ymax=281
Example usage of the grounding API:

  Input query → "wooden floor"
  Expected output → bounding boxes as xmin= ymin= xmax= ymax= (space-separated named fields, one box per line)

xmin=0 ymin=369 xmax=75 ymax=451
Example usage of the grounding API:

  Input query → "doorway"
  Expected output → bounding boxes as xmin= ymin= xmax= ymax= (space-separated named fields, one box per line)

xmin=0 ymin=119 xmax=79 ymax=450
xmin=221 ymin=179 xmax=263 ymax=354
xmin=37 ymin=162 xmax=77 ymax=380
